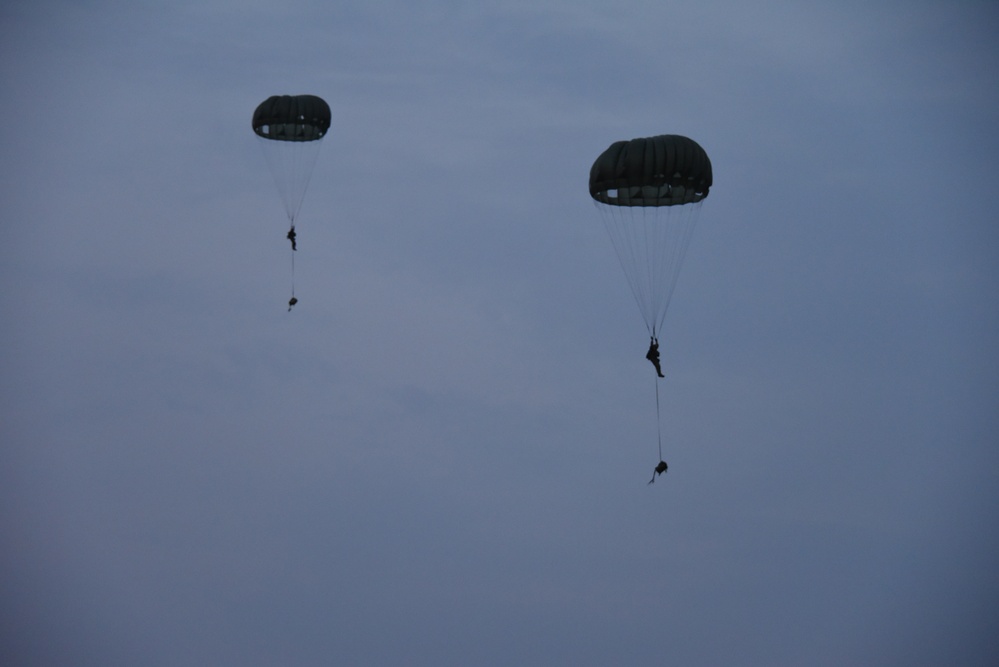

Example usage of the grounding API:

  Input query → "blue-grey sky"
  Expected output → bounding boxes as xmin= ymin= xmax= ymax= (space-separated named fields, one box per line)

xmin=2 ymin=1 xmax=998 ymax=665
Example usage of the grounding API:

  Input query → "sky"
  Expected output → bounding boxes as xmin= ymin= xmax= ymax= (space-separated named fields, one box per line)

xmin=1 ymin=1 xmax=998 ymax=665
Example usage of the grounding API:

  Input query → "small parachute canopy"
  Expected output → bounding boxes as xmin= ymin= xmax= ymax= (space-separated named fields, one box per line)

xmin=589 ymin=134 xmax=711 ymax=207
xmin=252 ymin=95 xmax=331 ymax=142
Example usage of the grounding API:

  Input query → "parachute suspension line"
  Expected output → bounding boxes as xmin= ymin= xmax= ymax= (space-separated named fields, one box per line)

xmin=594 ymin=198 xmax=701 ymax=338
xmin=642 ymin=202 xmax=657 ymax=336
xmin=646 ymin=201 xmax=700 ymax=336
xmin=594 ymin=200 xmax=655 ymax=337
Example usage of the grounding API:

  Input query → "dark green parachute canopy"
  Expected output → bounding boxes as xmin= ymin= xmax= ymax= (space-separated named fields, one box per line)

xmin=252 ymin=95 xmax=331 ymax=142
xmin=589 ymin=134 xmax=712 ymax=207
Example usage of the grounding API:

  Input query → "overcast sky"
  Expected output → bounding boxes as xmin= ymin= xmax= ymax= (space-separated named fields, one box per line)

xmin=2 ymin=1 xmax=998 ymax=665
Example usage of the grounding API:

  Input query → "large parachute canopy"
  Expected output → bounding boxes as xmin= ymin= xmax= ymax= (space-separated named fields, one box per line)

xmin=589 ymin=134 xmax=712 ymax=336
xmin=252 ymin=94 xmax=331 ymax=225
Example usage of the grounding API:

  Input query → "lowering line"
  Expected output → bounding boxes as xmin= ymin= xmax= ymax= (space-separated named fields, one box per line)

xmin=651 ymin=324 xmax=663 ymax=461
xmin=655 ymin=375 xmax=663 ymax=461
xmin=647 ymin=332 xmax=670 ymax=485
xmin=286 ymin=224 xmax=298 ymax=311
xmin=287 ymin=246 xmax=298 ymax=312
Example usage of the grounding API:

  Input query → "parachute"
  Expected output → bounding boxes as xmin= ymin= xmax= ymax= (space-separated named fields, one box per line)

xmin=589 ymin=134 xmax=712 ymax=338
xmin=253 ymin=94 xmax=330 ymax=225
xmin=589 ymin=134 xmax=712 ymax=479
xmin=252 ymin=94 xmax=331 ymax=308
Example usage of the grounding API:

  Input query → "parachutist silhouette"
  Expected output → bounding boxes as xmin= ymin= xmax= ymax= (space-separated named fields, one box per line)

xmin=646 ymin=337 xmax=665 ymax=377
xmin=648 ymin=460 xmax=668 ymax=484
xmin=288 ymin=296 xmax=298 ymax=311
xmin=254 ymin=95 xmax=329 ymax=305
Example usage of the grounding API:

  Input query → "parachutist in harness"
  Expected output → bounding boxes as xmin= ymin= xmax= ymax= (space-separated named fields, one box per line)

xmin=286 ymin=227 xmax=298 ymax=310
xmin=648 ymin=460 xmax=668 ymax=484
xmin=646 ymin=337 xmax=665 ymax=378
